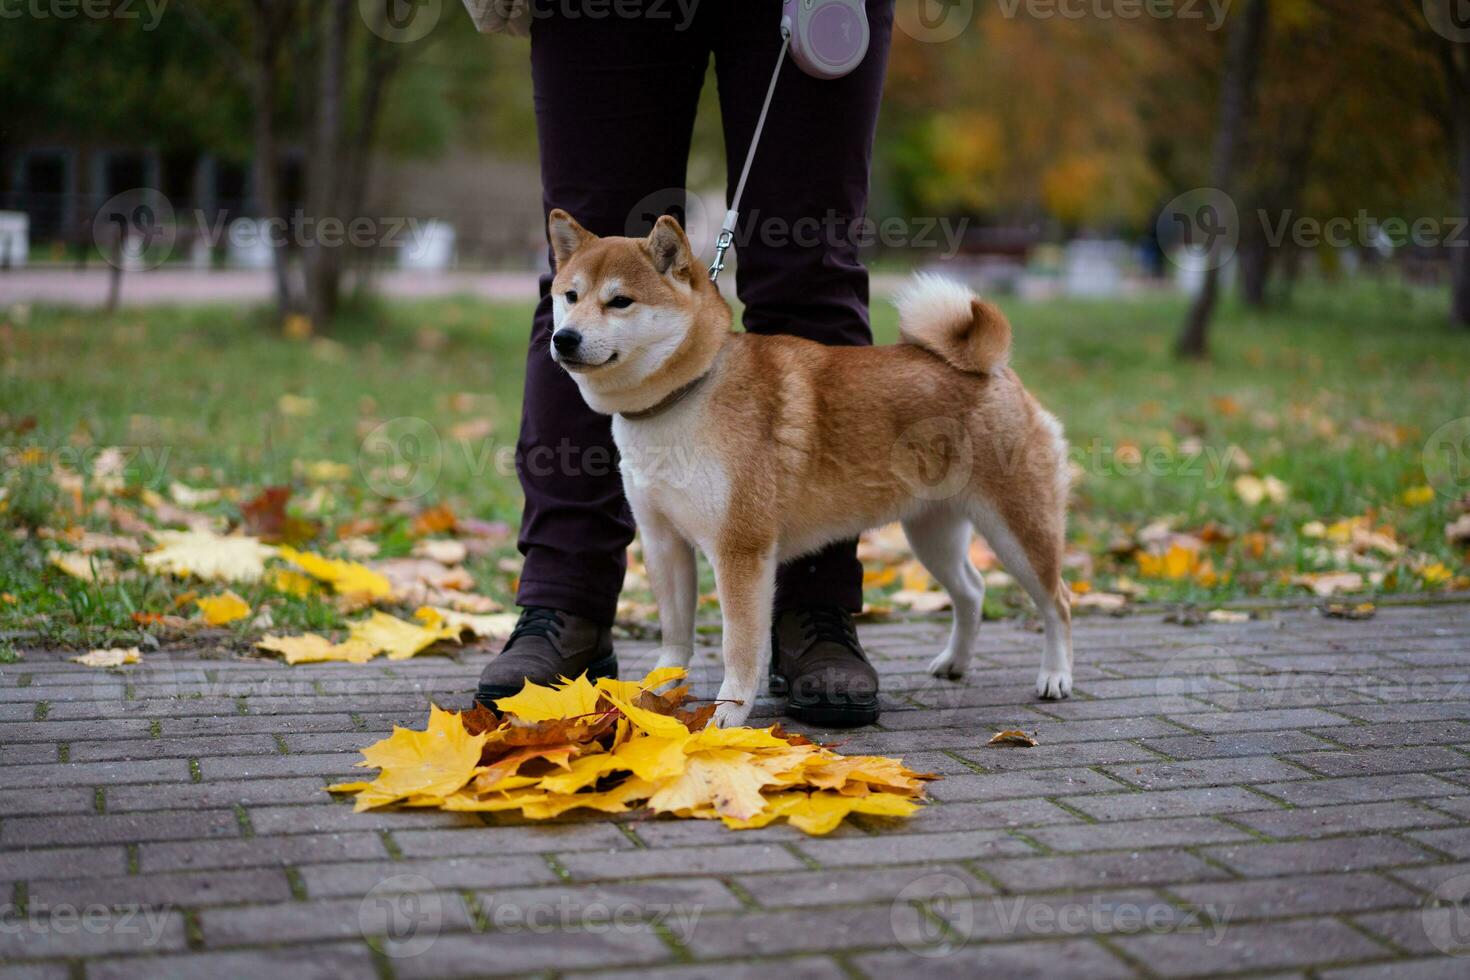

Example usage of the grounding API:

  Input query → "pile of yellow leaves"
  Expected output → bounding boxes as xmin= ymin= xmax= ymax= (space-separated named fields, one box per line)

xmin=328 ymin=667 xmax=935 ymax=835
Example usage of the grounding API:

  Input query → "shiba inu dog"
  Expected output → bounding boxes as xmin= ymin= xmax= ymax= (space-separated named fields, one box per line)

xmin=545 ymin=209 xmax=1072 ymax=727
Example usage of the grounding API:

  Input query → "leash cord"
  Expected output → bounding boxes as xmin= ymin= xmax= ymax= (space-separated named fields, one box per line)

xmin=710 ymin=28 xmax=791 ymax=283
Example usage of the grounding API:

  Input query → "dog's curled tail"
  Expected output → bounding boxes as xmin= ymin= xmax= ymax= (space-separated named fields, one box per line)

xmin=893 ymin=273 xmax=1012 ymax=375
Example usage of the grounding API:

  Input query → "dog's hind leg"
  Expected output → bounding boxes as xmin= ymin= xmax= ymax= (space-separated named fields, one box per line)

xmin=709 ymin=540 xmax=777 ymax=728
xmin=902 ymin=507 xmax=985 ymax=680
xmin=968 ymin=499 xmax=1073 ymax=700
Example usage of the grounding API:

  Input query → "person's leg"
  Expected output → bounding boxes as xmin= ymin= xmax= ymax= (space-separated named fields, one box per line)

xmin=515 ymin=9 xmax=711 ymax=625
xmin=710 ymin=0 xmax=895 ymax=613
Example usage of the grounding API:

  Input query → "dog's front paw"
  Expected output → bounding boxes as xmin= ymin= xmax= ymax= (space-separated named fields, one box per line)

xmin=1036 ymin=669 xmax=1072 ymax=700
xmin=711 ymin=699 xmax=752 ymax=729
xmin=927 ymin=651 xmax=966 ymax=680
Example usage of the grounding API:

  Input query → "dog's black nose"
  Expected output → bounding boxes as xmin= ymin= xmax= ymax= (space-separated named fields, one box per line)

xmin=552 ymin=329 xmax=582 ymax=355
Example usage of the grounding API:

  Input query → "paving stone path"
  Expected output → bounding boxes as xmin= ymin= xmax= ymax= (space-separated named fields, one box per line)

xmin=3 ymin=603 xmax=1470 ymax=979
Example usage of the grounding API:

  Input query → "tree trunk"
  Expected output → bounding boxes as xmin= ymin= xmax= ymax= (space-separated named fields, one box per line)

xmin=304 ymin=0 xmax=350 ymax=330
xmin=250 ymin=0 xmax=293 ymax=324
xmin=1176 ymin=0 xmax=1271 ymax=359
xmin=1453 ymin=89 xmax=1470 ymax=326
xmin=1238 ymin=226 xmax=1272 ymax=307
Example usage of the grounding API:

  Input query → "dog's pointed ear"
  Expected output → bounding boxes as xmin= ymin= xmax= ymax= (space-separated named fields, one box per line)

xmin=548 ymin=209 xmax=594 ymax=269
xmin=646 ymin=215 xmax=692 ymax=277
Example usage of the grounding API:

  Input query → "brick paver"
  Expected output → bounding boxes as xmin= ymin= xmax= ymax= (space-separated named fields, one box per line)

xmin=3 ymin=603 xmax=1470 ymax=978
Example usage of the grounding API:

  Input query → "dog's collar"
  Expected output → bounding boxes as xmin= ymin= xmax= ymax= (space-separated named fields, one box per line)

xmin=618 ymin=372 xmax=710 ymax=422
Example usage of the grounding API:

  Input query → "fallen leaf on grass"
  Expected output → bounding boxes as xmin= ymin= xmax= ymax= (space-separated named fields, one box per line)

xmin=71 ymin=648 xmax=141 ymax=667
xmin=278 ymin=546 xmax=393 ymax=601
xmin=1233 ymin=474 xmax=1288 ymax=506
xmin=1072 ymin=591 xmax=1127 ymax=612
xmin=144 ymin=530 xmax=276 ymax=583
xmin=891 ymin=590 xmax=952 ymax=613
xmin=241 ymin=486 xmax=321 ymax=545
xmin=328 ymin=667 xmax=935 ymax=835
xmin=1446 ymin=514 xmax=1470 ymax=546
xmin=987 ymin=730 xmax=1038 ymax=748
xmin=1400 ymin=485 xmax=1436 ymax=507
xmin=414 ymin=606 xmax=518 ymax=640
xmin=412 ymin=539 xmax=468 ymax=565
xmin=1292 ymin=571 xmax=1365 ymax=597
xmin=195 ymin=591 xmax=251 ymax=626
xmin=49 ymin=551 xmax=115 ymax=582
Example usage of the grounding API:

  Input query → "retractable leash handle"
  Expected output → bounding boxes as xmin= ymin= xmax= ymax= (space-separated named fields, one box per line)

xmin=708 ymin=0 xmax=870 ymax=283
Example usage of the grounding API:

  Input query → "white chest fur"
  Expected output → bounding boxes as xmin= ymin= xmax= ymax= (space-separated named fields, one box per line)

xmin=613 ymin=400 xmax=728 ymax=547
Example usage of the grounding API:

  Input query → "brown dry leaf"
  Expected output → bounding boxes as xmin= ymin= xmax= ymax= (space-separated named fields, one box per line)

xmin=411 ymin=504 xmax=458 ymax=537
xmin=371 ymin=558 xmax=475 ymax=599
xmin=241 ymin=486 xmax=321 ymax=545
xmin=411 ymin=538 xmax=468 ymax=565
xmin=987 ymin=730 xmax=1038 ymax=748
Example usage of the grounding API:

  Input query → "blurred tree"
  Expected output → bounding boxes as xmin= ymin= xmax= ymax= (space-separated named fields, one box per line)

xmin=1176 ymin=0 xmax=1271 ymax=360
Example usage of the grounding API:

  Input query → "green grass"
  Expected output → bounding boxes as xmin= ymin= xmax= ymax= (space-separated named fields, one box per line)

xmin=2 ymin=279 xmax=1468 ymax=648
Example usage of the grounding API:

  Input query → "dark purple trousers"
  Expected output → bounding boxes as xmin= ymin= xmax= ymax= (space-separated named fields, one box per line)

xmin=515 ymin=0 xmax=895 ymax=626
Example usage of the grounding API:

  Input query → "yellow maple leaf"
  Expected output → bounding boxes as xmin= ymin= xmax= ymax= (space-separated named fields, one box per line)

xmin=70 ymin=648 xmax=141 ymax=667
xmin=277 ymin=545 xmax=393 ymax=601
xmin=196 ymin=591 xmax=251 ymax=626
xmin=144 ymin=530 xmax=276 ymax=583
xmin=595 ymin=684 xmax=691 ymax=739
xmin=494 ymin=673 xmax=606 ymax=722
xmin=647 ymin=748 xmax=780 ymax=821
xmin=724 ymin=791 xmax=920 ymax=834
xmin=594 ymin=666 xmax=688 ymax=703
xmin=349 ymin=611 xmax=460 ymax=661
xmin=349 ymin=705 xmax=488 ymax=810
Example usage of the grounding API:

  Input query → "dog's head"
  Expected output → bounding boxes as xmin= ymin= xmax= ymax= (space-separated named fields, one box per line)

xmin=544 ymin=209 xmax=726 ymax=411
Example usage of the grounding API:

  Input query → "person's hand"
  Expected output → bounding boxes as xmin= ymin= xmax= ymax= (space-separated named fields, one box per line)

xmin=461 ymin=0 xmax=532 ymax=36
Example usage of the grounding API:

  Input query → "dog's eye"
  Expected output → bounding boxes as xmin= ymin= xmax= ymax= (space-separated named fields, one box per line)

xmin=607 ymin=296 xmax=634 ymax=309
xmin=564 ymin=290 xmax=578 ymax=304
